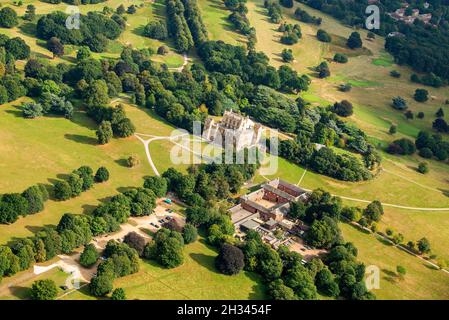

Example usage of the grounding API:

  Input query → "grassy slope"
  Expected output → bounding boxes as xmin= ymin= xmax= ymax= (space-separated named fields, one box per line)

xmin=340 ymin=224 xmax=449 ymax=300
xmin=0 ymin=0 xmax=185 ymax=67
xmin=0 ymin=99 xmax=178 ymax=245
xmin=197 ymin=0 xmax=246 ymax=46
xmin=62 ymin=239 xmax=267 ymax=300
xmin=0 ymin=267 xmax=69 ymax=300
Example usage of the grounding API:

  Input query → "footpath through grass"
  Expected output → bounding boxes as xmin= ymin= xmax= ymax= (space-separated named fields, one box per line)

xmin=340 ymin=223 xmax=449 ymax=300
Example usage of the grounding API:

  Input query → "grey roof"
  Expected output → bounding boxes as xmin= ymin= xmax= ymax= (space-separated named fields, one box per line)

xmin=265 ymin=219 xmax=277 ymax=227
xmin=240 ymin=219 xmax=261 ymax=230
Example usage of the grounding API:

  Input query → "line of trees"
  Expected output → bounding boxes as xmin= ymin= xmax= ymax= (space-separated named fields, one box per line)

xmin=224 ymin=0 xmax=256 ymax=49
xmin=0 ymin=34 xmax=30 ymax=104
xmin=0 ymin=184 xmax=49 ymax=224
xmin=264 ymin=0 xmax=283 ymax=23
xmin=166 ymin=0 xmax=193 ymax=52
xmin=0 ymin=165 xmax=109 ymax=225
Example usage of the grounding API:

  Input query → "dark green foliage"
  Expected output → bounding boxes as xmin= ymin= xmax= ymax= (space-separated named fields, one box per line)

xmin=390 ymin=70 xmax=401 ymax=78
xmin=143 ymin=176 xmax=168 ymax=197
xmin=265 ymin=0 xmax=282 ymax=23
xmin=267 ymin=279 xmax=297 ymax=300
xmin=5 ymin=37 xmax=30 ymax=60
xmin=315 ymin=61 xmax=330 ymax=78
xmin=143 ymin=21 xmax=168 ymax=40
xmin=36 ymin=11 xmax=124 ymax=52
xmin=0 ymin=7 xmax=19 ymax=28
xmin=333 ymin=53 xmax=348 ymax=63
xmin=95 ymin=167 xmax=110 ymax=183
xmin=22 ymin=185 xmax=45 ymax=215
xmin=90 ymin=273 xmax=113 ymax=296
xmin=73 ymin=166 xmax=94 ymax=191
xmin=111 ymin=288 xmax=126 ymax=300
xmin=387 ymin=138 xmax=416 ymax=155
xmin=31 ymin=279 xmax=57 ymax=300
xmin=145 ymin=228 xmax=184 ymax=268
xmin=280 ymin=0 xmax=293 ymax=8
xmin=96 ymin=121 xmax=113 ymax=145
xmin=281 ymin=48 xmax=294 ymax=62
xmin=419 ymin=148 xmax=433 ymax=159
xmin=0 ymin=193 xmax=29 ymax=223
xmin=415 ymin=131 xmax=449 ymax=161
xmin=418 ymin=162 xmax=429 ymax=174
xmin=317 ymin=29 xmax=331 ymax=42
xmin=122 ymin=187 xmax=156 ymax=217
xmin=433 ymin=118 xmax=449 ymax=133
xmin=215 ymin=244 xmax=245 ymax=275
xmin=330 ymin=100 xmax=353 ymax=117
xmin=389 ymin=125 xmax=397 ymax=135
xmin=392 ymin=96 xmax=407 ymax=110
xmin=279 ymin=23 xmax=302 ymax=45
xmin=295 ymin=8 xmax=321 ymax=25
xmin=306 ymin=217 xmax=341 ymax=249
xmin=362 ymin=200 xmax=383 ymax=224
xmin=417 ymin=237 xmax=431 ymax=254
xmin=182 ymin=223 xmax=198 ymax=244
xmin=325 ymin=244 xmax=374 ymax=300
xmin=79 ymin=244 xmax=99 ymax=267
xmin=315 ymin=267 xmax=340 ymax=297
xmin=347 ymin=32 xmax=362 ymax=49
xmin=284 ymin=264 xmax=317 ymax=300
xmin=414 ymin=89 xmax=429 ymax=102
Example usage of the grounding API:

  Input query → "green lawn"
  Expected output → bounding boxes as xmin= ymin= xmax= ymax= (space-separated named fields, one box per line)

xmin=0 ymin=98 xmax=180 ymax=245
xmin=197 ymin=0 xmax=246 ymax=46
xmin=0 ymin=267 xmax=69 ymax=300
xmin=340 ymin=223 xmax=449 ymax=300
xmin=62 ymin=239 xmax=267 ymax=300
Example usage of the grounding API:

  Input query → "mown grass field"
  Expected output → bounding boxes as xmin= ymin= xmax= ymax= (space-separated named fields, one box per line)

xmin=62 ymin=239 xmax=267 ymax=300
xmin=198 ymin=0 xmax=246 ymax=46
xmin=0 ymin=98 xmax=179 ymax=245
xmin=0 ymin=0 xmax=449 ymax=301
xmin=0 ymin=267 xmax=69 ymax=300
xmin=340 ymin=224 xmax=449 ymax=300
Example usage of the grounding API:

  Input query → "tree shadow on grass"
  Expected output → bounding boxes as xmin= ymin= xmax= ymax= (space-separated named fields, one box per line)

xmin=245 ymin=272 xmax=267 ymax=300
xmin=189 ymin=252 xmax=220 ymax=274
xmin=381 ymin=268 xmax=398 ymax=284
xmin=8 ymin=286 xmax=31 ymax=300
xmin=18 ymin=22 xmax=37 ymax=37
xmin=116 ymin=186 xmax=136 ymax=193
xmin=423 ymin=263 xmax=439 ymax=271
xmin=438 ymin=188 xmax=449 ymax=198
xmin=81 ymin=204 xmax=98 ymax=215
xmin=4 ymin=109 xmax=23 ymax=118
xmin=25 ymin=224 xmax=56 ymax=234
xmin=115 ymin=158 xmax=130 ymax=168
xmin=375 ymin=235 xmax=394 ymax=246
xmin=64 ymin=133 xmax=98 ymax=146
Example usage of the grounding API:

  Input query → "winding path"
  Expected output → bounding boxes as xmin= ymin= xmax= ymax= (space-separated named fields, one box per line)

xmin=135 ymin=131 xmax=449 ymax=211
xmin=168 ymin=53 xmax=189 ymax=72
